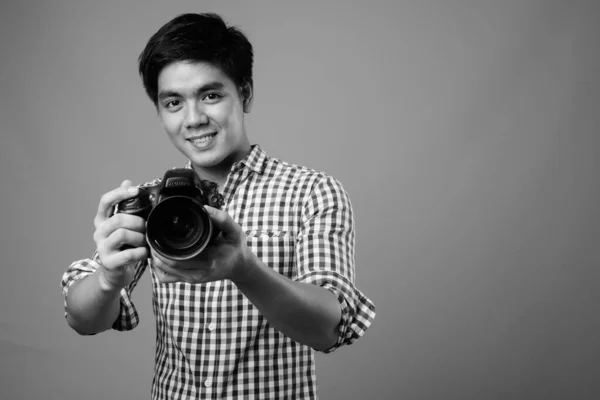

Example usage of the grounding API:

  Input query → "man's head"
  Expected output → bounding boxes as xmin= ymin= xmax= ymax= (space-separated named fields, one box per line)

xmin=138 ymin=13 xmax=253 ymax=108
xmin=138 ymin=13 xmax=254 ymax=172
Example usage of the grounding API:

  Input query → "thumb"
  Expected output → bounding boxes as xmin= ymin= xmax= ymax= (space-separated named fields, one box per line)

xmin=204 ymin=206 xmax=239 ymax=238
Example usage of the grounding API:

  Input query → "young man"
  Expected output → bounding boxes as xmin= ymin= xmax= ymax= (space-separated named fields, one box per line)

xmin=61 ymin=13 xmax=375 ymax=399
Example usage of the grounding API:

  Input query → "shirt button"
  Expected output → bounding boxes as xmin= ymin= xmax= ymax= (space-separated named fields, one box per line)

xmin=204 ymin=379 xmax=212 ymax=387
xmin=207 ymin=323 xmax=216 ymax=331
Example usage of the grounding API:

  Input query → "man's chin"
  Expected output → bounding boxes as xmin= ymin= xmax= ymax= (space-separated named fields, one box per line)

xmin=181 ymin=140 xmax=249 ymax=171
xmin=188 ymin=152 xmax=228 ymax=170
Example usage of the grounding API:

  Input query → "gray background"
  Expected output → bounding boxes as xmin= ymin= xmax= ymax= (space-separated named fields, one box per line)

xmin=1 ymin=0 xmax=599 ymax=399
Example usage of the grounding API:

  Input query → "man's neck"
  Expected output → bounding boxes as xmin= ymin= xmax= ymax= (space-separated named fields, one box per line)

xmin=192 ymin=145 xmax=252 ymax=190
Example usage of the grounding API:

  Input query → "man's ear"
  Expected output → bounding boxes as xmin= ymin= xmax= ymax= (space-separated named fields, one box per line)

xmin=240 ymin=82 xmax=253 ymax=113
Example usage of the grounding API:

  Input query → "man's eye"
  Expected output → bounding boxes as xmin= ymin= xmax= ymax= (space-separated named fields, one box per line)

xmin=203 ymin=93 xmax=222 ymax=102
xmin=166 ymin=100 xmax=181 ymax=108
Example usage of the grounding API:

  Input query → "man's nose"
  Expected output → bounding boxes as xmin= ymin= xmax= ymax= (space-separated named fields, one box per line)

xmin=185 ymin=102 xmax=209 ymax=129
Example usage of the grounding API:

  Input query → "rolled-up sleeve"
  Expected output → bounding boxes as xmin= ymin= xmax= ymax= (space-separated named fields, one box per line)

xmin=60 ymin=252 xmax=147 ymax=331
xmin=295 ymin=175 xmax=376 ymax=353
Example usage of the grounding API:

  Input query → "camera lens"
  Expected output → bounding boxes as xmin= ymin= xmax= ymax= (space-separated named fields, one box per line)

xmin=146 ymin=196 xmax=212 ymax=260
xmin=161 ymin=208 xmax=202 ymax=249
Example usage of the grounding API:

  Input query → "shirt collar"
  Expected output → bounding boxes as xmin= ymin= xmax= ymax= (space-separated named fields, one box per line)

xmin=184 ymin=144 xmax=268 ymax=175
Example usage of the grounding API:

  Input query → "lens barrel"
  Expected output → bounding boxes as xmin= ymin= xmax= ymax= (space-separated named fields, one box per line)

xmin=146 ymin=196 xmax=212 ymax=260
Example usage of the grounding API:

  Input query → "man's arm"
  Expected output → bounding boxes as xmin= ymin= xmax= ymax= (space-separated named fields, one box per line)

xmin=236 ymin=175 xmax=374 ymax=352
xmin=63 ymin=255 xmax=149 ymax=335
xmin=232 ymin=253 xmax=342 ymax=351
xmin=62 ymin=180 xmax=149 ymax=335
xmin=65 ymin=269 xmax=122 ymax=335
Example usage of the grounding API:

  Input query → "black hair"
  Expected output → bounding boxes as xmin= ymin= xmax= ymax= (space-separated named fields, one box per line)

xmin=138 ymin=13 xmax=253 ymax=106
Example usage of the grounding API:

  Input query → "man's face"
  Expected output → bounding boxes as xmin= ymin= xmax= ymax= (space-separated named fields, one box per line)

xmin=156 ymin=61 xmax=252 ymax=170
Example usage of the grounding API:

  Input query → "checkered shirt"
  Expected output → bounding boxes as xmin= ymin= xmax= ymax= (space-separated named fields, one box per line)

xmin=61 ymin=145 xmax=376 ymax=399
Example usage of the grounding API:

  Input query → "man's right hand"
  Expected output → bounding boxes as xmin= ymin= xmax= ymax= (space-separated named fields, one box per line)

xmin=93 ymin=180 xmax=149 ymax=291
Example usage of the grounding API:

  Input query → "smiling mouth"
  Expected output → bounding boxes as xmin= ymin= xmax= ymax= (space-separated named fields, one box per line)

xmin=188 ymin=132 xmax=217 ymax=146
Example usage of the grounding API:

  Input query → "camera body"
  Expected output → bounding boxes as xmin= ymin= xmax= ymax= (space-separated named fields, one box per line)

xmin=116 ymin=168 xmax=224 ymax=261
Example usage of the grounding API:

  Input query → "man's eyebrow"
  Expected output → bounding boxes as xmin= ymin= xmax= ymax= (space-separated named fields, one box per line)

xmin=157 ymin=82 xmax=226 ymax=101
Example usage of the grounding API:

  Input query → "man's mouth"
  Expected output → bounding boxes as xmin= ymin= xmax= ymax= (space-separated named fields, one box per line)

xmin=188 ymin=132 xmax=217 ymax=147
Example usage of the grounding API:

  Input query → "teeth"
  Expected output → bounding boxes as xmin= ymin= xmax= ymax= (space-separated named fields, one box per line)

xmin=190 ymin=134 xmax=215 ymax=144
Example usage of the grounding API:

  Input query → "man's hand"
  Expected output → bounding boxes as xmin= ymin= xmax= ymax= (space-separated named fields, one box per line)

xmin=151 ymin=206 xmax=252 ymax=284
xmin=93 ymin=180 xmax=149 ymax=291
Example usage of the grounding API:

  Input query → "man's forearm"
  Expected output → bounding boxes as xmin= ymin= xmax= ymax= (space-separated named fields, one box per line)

xmin=232 ymin=253 xmax=342 ymax=352
xmin=65 ymin=270 xmax=122 ymax=335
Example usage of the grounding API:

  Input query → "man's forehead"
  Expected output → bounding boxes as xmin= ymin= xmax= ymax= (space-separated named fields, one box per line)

xmin=157 ymin=61 xmax=233 ymax=92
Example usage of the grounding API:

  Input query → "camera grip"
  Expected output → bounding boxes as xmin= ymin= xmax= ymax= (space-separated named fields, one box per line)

xmin=115 ymin=195 xmax=152 ymax=252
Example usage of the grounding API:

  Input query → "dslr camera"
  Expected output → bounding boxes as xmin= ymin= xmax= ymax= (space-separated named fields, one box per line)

xmin=116 ymin=168 xmax=224 ymax=261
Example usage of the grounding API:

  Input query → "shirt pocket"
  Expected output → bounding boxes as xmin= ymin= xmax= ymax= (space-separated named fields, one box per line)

xmin=245 ymin=230 xmax=296 ymax=278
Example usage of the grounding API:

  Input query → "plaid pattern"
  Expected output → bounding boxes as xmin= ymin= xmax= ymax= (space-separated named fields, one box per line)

xmin=62 ymin=145 xmax=376 ymax=399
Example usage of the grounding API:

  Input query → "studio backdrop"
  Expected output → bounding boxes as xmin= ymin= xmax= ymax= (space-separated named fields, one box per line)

xmin=1 ymin=1 xmax=599 ymax=399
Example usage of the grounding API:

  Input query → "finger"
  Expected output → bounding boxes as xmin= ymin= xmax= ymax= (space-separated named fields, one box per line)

xmin=150 ymin=249 xmax=198 ymax=279
xmin=152 ymin=261 xmax=185 ymax=284
xmin=155 ymin=266 xmax=180 ymax=284
xmin=95 ymin=213 xmax=146 ymax=242
xmin=150 ymin=246 xmax=211 ymax=271
xmin=104 ymin=228 xmax=147 ymax=251
xmin=101 ymin=247 xmax=148 ymax=270
xmin=149 ymin=249 xmax=181 ymax=274
xmin=94 ymin=184 xmax=140 ymax=228
xmin=150 ymin=248 xmax=169 ymax=267
xmin=204 ymin=206 xmax=239 ymax=238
